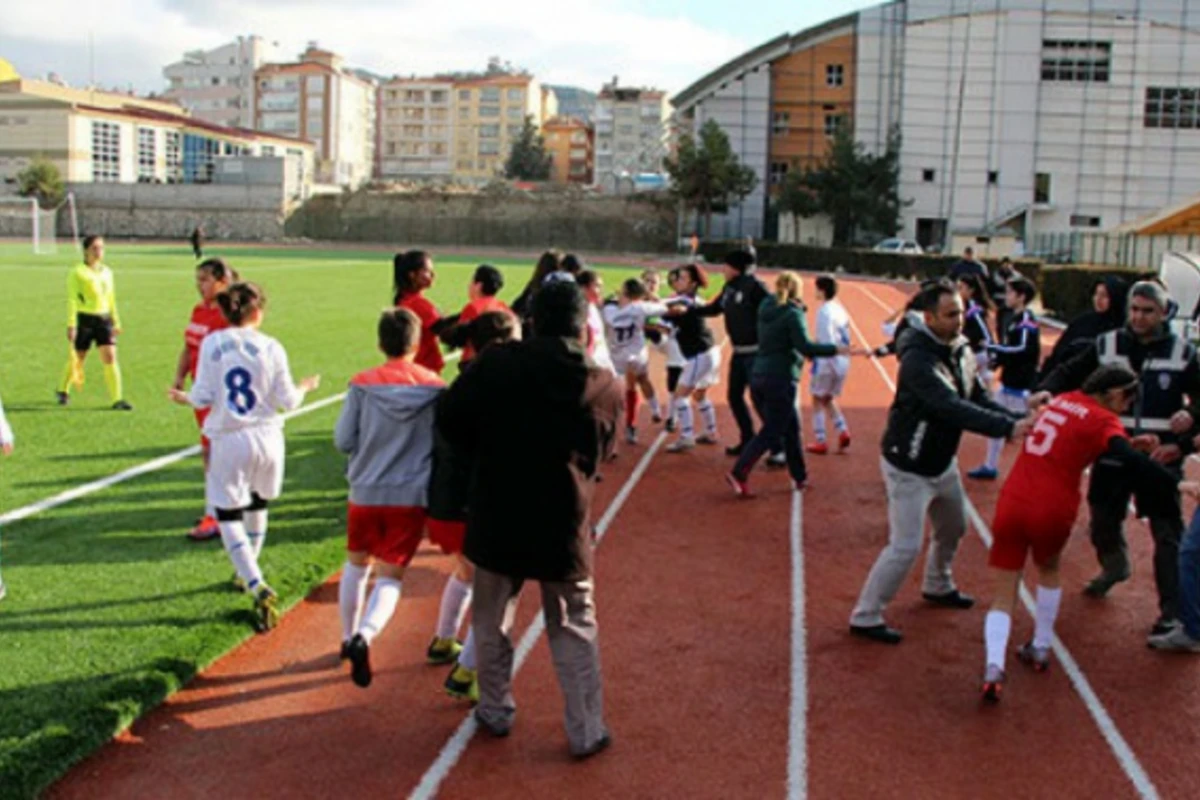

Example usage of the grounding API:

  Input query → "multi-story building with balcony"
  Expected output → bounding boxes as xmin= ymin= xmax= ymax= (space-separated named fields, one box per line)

xmin=163 ymin=36 xmax=280 ymax=129
xmin=593 ymin=79 xmax=673 ymax=193
xmin=254 ymin=44 xmax=376 ymax=187
xmin=451 ymin=74 xmax=548 ymax=184
xmin=544 ymin=116 xmax=594 ymax=185
xmin=377 ymin=78 xmax=454 ymax=181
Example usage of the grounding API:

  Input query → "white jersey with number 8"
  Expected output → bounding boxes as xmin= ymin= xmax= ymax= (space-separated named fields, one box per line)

xmin=189 ymin=327 xmax=306 ymax=437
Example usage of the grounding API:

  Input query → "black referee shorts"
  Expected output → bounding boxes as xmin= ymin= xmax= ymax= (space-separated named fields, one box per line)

xmin=74 ymin=313 xmax=115 ymax=351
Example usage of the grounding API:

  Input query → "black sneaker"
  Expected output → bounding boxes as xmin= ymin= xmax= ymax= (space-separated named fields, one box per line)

xmin=339 ymin=640 xmax=351 ymax=661
xmin=112 ymin=400 xmax=133 ymax=411
xmin=1083 ymin=569 xmax=1130 ymax=598
xmin=724 ymin=443 xmax=745 ymax=457
xmin=55 ymin=391 xmax=69 ymax=406
xmin=1151 ymin=616 xmax=1180 ymax=636
xmin=347 ymin=633 xmax=372 ymax=688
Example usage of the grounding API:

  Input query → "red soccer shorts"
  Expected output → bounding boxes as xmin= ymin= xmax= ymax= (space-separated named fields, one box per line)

xmin=194 ymin=407 xmax=211 ymax=449
xmin=989 ymin=496 xmax=1077 ymax=571
xmin=426 ymin=518 xmax=466 ymax=556
xmin=347 ymin=503 xmax=427 ymax=566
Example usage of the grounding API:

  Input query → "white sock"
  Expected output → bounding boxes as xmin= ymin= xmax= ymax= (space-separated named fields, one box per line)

xmin=675 ymin=397 xmax=694 ymax=439
xmin=984 ymin=609 xmax=1012 ymax=670
xmin=697 ymin=399 xmax=717 ymax=436
xmin=985 ymin=437 xmax=1003 ymax=471
xmin=338 ymin=562 xmax=370 ymax=643
xmin=219 ymin=519 xmax=263 ymax=589
xmin=245 ymin=508 xmax=268 ymax=557
xmin=833 ymin=413 xmax=848 ymax=434
xmin=436 ymin=575 xmax=472 ymax=640
xmin=813 ymin=409 xmax=827 ymax=443
xmin=358 ymin=576 xmax=402 ymax=645
xmin=1033 ymin=586 xmax=1063 ymax=649
xmin=648 ymin=395 xmax=662 ymax=418
xmin=458 ymin=629 xmax=477 ymax=671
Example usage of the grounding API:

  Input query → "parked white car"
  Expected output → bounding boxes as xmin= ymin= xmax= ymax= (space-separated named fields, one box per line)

xmin=873 ymin=238 xmax=924 ymax=254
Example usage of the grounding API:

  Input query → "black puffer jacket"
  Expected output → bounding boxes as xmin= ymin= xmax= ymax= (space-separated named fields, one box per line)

xmin=882 ymin=320 xmax=1019 ymax=477
xmin=695 ymin=271 xmax=769 ymax=349
xmin=1038 ymin=276 xmax=1129 ymax=382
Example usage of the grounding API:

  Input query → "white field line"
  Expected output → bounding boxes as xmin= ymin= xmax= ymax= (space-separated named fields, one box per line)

xmin=0 ymin=354 xmax=460 ymax=527
xmin=408 ymin=431 xmax=668 ymax=800
xmin=848 ymin=281 xmax=1161 ymax=800
xmin=787 ymin=488 xmax=808 ymax=800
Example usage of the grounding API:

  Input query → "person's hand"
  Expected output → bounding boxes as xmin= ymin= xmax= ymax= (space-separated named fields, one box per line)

xmin=172 ymin=377 xmax=186 ymax=392
xmin=167 ymin=387 xmax=191 ymax=406
xmin=113 ymin=327 xmax=123 ymax=337
xmin=66 ymin=326 xmax=75 ymax=343
xmin=299 ymin=375 xmax=321 ymax=393
xmin=1170 ymin=409 xmax=1194 ymax=434
xmin=664 ymin=304 xmax=686 ymax=317
xmin=1130 ymin=434 xmax=1161 ymax=453
xmin=1 ymin=442 xmax=12 ymax=456
xmin=1011 ymin=416 xmax=1035 ymax=440
xmin=1027 ymin=391 xmax=1052 ymax=411
xmin=1180 ymin=481 xmax=1200 ymax=501
xmin=1151 ymin=444 xmax=1183 ymax=464
xmin=850 ymin=346 xmax=873 ymax=357
xmin=835 ymin=344 xmax=852 ymax=356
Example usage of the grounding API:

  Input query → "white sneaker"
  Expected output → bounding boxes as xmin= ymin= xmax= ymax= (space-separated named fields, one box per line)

xmin=1148 ymin=627 xmax=1200 ymax=653
xmin=666 ymin=437 xmax=696 ymax=453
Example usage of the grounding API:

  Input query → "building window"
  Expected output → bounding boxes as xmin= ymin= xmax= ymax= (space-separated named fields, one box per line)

xmin=306 ymin=116 xmax=323 ymax=137
xmin=429 ymin=124 xmax=449 ymax=138
xmin=618 ymin=124 xmax=634 ymax=135
xmin=987 ymin=170 xmax=999 ymax=185
xmin=1041 ymin=40 xmax=1111 ymax=83
xmin=617 ymin=141 xmax=635 ymax=153
xmin=404 ymin=90 xmax=425 ymax=103
xmin=480 ymin=87 xmax=501 ymax=103
xmin=402 ymin=124 xmax=424 ymax=137
xmin=137 ymin=127 xmax=156 ymax=182
xmin=769 ymin=161 xmax=790 ymax=186
xmin=430 ymin=142 xmax=448 ymax=156
xmin=826 ymin=64 xmax=844 ymax=88
xmin=1035 ymin=172 xmax=1052 ymax=204
xmin=165 ymin=131 xmax=182 ymax=182
xmin=458 ymin=141 xmax=469 ymax=155
xmin=91 ymin=121 xmax=120 ymax=182
xmin=211 ymin=76 xmax=220 ymax=86
xmin=823 ymin=114 xmax=845 ymax=136
xmin=1145 ymin=87 xmax=1200 ymax=129
xmin=262 ymin=145 xmax=276 ymax=156
xmin=479 ymin=141 xmax=500 ymax=156
xmin=458 ymin=107 xmax=470 ymax=121
xmin=431 ymin=90 xmax=449 ymax=104
xmin=772 ymin=112 xmax=790 ymax=136
xmin=307 ymin=75 xmax=326 ymax=93
xmin=458 ymin=89 xmax=471 ymax=102
xmin=403 ymin=107 xmax=425 ymax=120
xmin=457 ymin=158 xmax=473 ymax=170
xmin=922 ymin=168 xmax=936 ymax=183
xmin=507 ymin=107 xmax=523 ymax=121
xmin=1070 ymin=214 xmax=1102 ymax=228
xmin=507 ymin=88 xmax=524 ymax=102
xmin=479 ymin=124 xmax=500 ymax=139
xmin=430 ymin=107 xmax=449 ymax=122
xmin=507 ymin=124 xmax=523 ymax=137
xmin=387 ymin=142 xmax=397 ymax=156
xmin=479 ymin=106 xmax=501 ymax=118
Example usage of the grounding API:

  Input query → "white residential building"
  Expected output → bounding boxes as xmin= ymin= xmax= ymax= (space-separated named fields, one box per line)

xmin=163 ymin=36 xmax=281 ymax=129
xmin=593 ymin=78 xmax=673 ymax=193
xmin=378 ymin=78 xmax=455 ymax=180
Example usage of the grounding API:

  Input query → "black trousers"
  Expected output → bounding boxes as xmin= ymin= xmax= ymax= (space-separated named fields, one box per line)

xmin=728 ymin=352 xmax=780 ymax=454
xmin=1087 ymin=456 xmax=1182 ymax=619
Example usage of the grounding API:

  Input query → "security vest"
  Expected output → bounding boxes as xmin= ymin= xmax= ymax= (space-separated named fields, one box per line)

xmin=1096 ymin=328 xmax=1194 ymax=438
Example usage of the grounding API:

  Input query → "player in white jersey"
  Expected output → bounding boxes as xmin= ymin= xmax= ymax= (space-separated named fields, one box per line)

xmin=605 ymin=278 xmax=670 ymax=443
xmin=169 ymin=282 xmax=320 ymax=632
xmin=808 ymin=276 xmax=853 ymax=454
xmin=575 ymin=270 xmax=617 ymax=376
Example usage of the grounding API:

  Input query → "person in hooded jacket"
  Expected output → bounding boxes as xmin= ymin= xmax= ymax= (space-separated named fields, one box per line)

xmin=1038 ymin=277 xmax=1129 ymax=383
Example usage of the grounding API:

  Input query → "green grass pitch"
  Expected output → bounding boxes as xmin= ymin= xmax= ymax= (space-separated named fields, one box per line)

xmin=0 ymin=241 xmax=658 ymax=798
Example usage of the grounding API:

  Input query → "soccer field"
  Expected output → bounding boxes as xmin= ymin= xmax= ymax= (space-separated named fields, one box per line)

xmin=0 ymin=241 xmax=653 ymax=797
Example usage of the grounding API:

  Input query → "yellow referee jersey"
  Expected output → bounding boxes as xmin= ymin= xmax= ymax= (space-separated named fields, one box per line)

xmin=66 ymin=262 xmax=121 ymax=328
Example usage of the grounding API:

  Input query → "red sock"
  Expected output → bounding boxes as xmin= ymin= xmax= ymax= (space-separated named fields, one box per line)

xmin=625 ymin=388 xmax=639 ymax=428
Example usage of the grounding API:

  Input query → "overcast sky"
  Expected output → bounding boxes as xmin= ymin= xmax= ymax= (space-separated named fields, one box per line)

xmin=0 ymin=0 xmax=879 ymax=96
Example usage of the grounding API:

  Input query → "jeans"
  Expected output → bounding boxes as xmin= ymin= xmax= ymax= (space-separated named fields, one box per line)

xmin=732 ymin=373 xmax=806 ymax=483
xmin=1180 ymin=510 xmax=1200 ymax=638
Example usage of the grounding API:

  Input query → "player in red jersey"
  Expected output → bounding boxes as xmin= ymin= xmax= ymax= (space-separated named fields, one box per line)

xmin=393 ymin=250 xmax=445 ymax=375
xmin=436 ymin=265 xmax=511 ymax=368
xmin=980 ymin=365 xmax=1177 ymax=703
xmin=172 ymin=258 xmax=237 ymax=541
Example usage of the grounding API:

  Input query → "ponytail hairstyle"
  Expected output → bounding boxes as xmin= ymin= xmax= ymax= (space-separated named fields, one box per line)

xmin=774 ymin=271 xmax=803 ymax=305
xmin=392 ymin=250 xmax=430 ymax=304
xmin=197 ymin=257 xmax=239 ymax=286
xmin=678 ymin=263 xmax=708 ymax=293
xmin=217 ymin=281 xmax=267 ymax=327
xmin=522 ymin=249 xmax=564 ymax=295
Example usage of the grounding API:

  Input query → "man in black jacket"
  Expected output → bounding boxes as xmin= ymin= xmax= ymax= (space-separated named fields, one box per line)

xmin=1033 ymin=281 xmax=1200 ymax=636
xmin=695 ymin=249 xmax=780 ymax=460
xmin=850 ymin=282 xmax=1031 ymax=644
xmin=438 ymin=280 xmax=622 ymax=758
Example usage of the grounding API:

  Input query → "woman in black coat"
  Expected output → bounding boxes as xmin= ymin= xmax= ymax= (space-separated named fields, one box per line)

xmin=1038 ymin=276 xmax=1128 ymax=383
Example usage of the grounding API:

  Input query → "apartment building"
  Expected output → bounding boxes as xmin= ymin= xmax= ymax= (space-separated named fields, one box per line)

xmin=254 ymin=45 xmax=376 ymax=187
xmin=452 ymin=74 xmax=546 ymax=184
xmin=377 ymin=78 xmax=454 ymax=180
xmin=163 ymin=36 xmax=281 ymax=129
xmin=543 ymin=116 xmax=594 ymax=185
xmin=593 ymin=79 xmax=673 ymax=192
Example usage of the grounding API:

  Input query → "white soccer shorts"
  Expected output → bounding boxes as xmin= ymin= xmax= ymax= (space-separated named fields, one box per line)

xmin=810 ymin=367 xmax=848 ymax=399
xmin=206 ymin=426 xmax=286 ymax=510
xmin=680 ymin=346 xmax=721 ymax=390
xmin=612 ymin=349 xmax=650 ymax=378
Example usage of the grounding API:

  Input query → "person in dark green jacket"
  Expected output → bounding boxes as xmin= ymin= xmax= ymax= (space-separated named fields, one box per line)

xmin=727 ymin=271 xmax=855 ymax=496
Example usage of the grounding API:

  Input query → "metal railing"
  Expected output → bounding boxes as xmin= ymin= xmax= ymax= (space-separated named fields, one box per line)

xmin=1030 ymin=232 xmax=1200 ymax=269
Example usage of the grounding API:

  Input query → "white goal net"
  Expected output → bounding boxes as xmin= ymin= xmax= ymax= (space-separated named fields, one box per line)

xmin=0 ymin=194 xmax=79 ymax=254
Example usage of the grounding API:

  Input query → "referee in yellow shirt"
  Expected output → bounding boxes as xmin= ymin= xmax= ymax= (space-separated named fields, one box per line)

xmin=56 ymin=235 xmax=132 ymax=410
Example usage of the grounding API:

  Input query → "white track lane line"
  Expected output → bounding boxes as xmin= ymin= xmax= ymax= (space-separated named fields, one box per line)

xmin=408 ymin=430 xmax=669 ymax=800
xmin=848 ymin=281 xmax=1161 ymax=800
xmin=787 ymin=488 xmax=808 ymax=800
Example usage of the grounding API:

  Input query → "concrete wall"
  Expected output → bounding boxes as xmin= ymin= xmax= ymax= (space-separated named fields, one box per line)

xmin=66 ymin=182 xmax=287 ymax=240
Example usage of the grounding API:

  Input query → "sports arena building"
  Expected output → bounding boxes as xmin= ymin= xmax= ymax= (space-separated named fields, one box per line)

xmin=672 ymin=0 xmax=1200 ymax=250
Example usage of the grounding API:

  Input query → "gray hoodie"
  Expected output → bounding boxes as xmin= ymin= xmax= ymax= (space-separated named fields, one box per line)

xmin=334 ymin=380 xmax=443 ymax=507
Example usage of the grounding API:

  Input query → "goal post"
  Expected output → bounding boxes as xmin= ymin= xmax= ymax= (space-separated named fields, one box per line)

xmin=0 ymin=193 xmax=77 ymax=254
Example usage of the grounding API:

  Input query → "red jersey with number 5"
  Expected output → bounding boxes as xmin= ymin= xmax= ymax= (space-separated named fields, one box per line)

xmin=999 ymin=391 xmax=1127 ymax=509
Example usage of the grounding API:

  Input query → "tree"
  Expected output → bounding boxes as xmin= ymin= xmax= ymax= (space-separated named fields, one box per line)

xmin=664 ymin=119 xmax=757 ymax=238
xmin=504 ymin=117 xmax=552 ymax=181
xmin=17 ymin=158 xmax=65 ymax=209
xmin=778 ymin=124 xmax=906 ymax=246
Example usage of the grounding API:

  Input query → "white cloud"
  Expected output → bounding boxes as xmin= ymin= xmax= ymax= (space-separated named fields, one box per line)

xmin=0 ymin=0 xmax=749 ymax=95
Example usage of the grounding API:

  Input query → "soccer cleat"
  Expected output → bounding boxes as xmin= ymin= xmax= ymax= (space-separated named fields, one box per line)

xmin=427 ymin=636 xmax=463 ymax=666
xmin=981 ymin=664 xmax=1006 ymax=704
xmin=1016 ymin=641 xmax=1052 ymax=673
xmin=444 ymin=663 xmax=479 ymax=703
xmin=651 ymin=412 xmax=664 ymax=424
xmin=838 ymin=431 xmax=852 ymax=452
xmin=231 ymin=573 xmax=249 ymax=594
xmin=347 ymin=633 xmax=373 ymax=688
xmin=253 ymin=583 xmax=279 ymax=632
xmin=625 ymin=426 xmax=637 ymax=445
xmin=696 ymin=434 xmax=719 ymax=445
xmin=55 ymin=391 xmax=69 ymax=406
xmin=187 ymin=515 xmax=221 ymax=542
xmin=725 ymin=472 xmax=754 ymax=499
xmin=112 ymin=400 xmax=134 ymax=411
xmin=806 ymin=442 xmax=829 ymax=456
xmin=665 ymin=417 xmax=676 ymax=433
xmin=666 ymin=437 xmax=696 ymax=453
xmin=340 ymin=640 xmax=351 ymax=661
xmin=765 ymin=452 xmax=787 ymax=469
xmin=1147 ymin=626 xmax=1200 ymax=653
xmin=967 ymin=466 xmax=998 ymax=481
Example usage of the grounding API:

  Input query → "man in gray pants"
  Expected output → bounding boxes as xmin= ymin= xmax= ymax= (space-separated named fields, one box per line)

xmin=437 ymin=281 xmax=623 ymax=757
xmin=850 ymin=282 xmax=1031 ymax=644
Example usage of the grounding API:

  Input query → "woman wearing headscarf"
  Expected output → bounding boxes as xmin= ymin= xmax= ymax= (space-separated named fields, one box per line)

xmin=1038 ymin=277 xmax=1128 ymax=383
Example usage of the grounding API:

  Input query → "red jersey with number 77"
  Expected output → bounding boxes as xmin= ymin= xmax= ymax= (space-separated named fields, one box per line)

xmin=998 ymin=391 xmax=1128 ymax=510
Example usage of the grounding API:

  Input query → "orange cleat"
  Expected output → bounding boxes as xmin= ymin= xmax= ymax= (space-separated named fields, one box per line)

xmin=806 ymin=442 xmax=829 ymax=455
xmin=187 ymin=515 xmax=221 ymax=542
xmin=838 ymin=431 xmax=851 ymax=452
